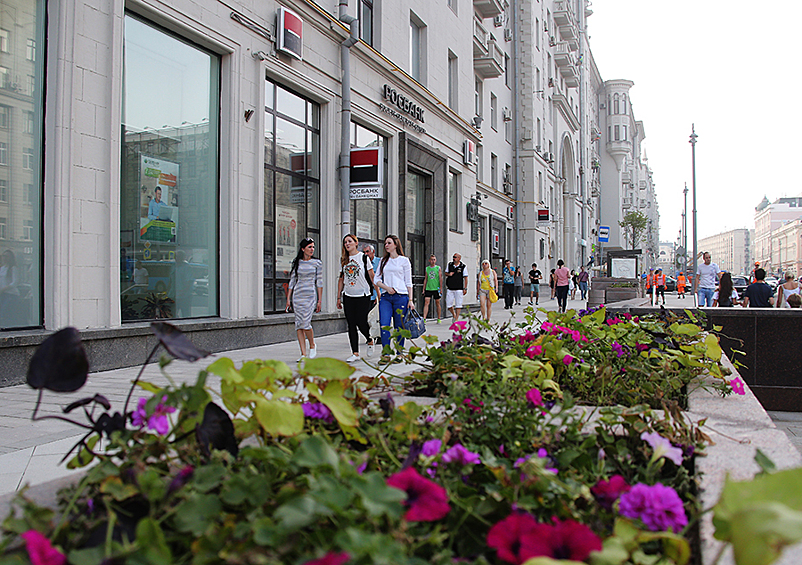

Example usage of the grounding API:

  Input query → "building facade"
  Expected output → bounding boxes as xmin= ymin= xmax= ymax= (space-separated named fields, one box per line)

xmin=698 ymin=228 xmax=752 ymax=276
xmin=0 ymin=0 xmax=660 ymax=379
xmin=754 ymin=196 xmax=802 ymax=276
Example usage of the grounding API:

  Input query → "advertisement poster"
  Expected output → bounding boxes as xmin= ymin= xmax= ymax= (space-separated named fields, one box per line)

xmin=139 ymin=155 xmax=179 ymax=243
xmin=275 ymin=205 xmax=298 ymax=275
xmin=356 ymin=220 xmax=372 ymax=241
xmin=611 ymin=258 xmax=637 ymax=279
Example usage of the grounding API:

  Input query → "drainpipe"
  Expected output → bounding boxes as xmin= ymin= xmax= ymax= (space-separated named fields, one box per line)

xmin=512 ymin=0 xmax=520 ymax=268
xmin=339 ymin=1 xmax=359 ymax=237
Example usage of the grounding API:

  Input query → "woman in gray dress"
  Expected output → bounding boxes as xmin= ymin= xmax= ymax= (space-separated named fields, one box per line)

xmin=286 ymin=238 xmax=323 ymax=361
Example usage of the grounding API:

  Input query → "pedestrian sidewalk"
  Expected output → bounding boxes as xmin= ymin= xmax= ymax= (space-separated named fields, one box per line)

xmin=0 ymin=295 xmax=581 ymax=496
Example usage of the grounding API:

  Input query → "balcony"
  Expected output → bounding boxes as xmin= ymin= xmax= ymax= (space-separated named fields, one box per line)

xmin=473 ymin=17 xmax=489 ymax=57
xmin=474 ymin=39 xmax=504 ymax=79
xmin=561 ymin=63 xmax=579 ymax=88
xmin=553 ymin=0 xmax=578 ymax=40
xmin=554 ymin=42 xmax=574 ymax=68
xmin=473 ymin=0 xmax=504 ymax=19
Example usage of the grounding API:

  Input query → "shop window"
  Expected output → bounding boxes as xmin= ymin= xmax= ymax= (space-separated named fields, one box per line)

xmin=264 ymin=80 xmax=321 ymax=313
xmin=120 ymin=13 xmax=220 ymax=321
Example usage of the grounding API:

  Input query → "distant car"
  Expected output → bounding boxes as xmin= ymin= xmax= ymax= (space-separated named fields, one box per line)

xmin=765 ymin=276 xmax=779 ymax=290
xmin=731 ymin=276 xmax=749 ymax=299
xmin=664 ymin=276 xmax=677 ymax=292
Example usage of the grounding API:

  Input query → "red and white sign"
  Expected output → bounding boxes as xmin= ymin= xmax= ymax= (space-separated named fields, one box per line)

xmin=463 ymin=140 xmax=475 ymax=166
xmin=538 ymin=208 xmax=550 ymax=223
xmin=277 ymin=7 xmax=303 ymax=60
xmin=349 ymin=147 xmax=384 ymax=199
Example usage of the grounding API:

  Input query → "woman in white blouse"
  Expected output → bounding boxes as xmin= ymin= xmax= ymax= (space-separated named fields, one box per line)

xmin=374 ymin=234 xmax=415 ymax=350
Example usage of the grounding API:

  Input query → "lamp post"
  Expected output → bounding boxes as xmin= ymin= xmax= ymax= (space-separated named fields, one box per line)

xmin=689 ymin=125 xmax=698 ymax=294
xmin=683 ymin=183 xmax=688 ymax=272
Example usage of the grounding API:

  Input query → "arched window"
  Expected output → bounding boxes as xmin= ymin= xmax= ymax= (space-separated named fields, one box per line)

xmin=613 ymin=94 xmax=620 ymax=114
xmin=621 ymin=94 xmax=627 ymax=115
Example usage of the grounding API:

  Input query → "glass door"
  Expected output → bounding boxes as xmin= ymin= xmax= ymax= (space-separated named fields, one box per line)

xmin=406 ymin=171 xmax=429 ymax=311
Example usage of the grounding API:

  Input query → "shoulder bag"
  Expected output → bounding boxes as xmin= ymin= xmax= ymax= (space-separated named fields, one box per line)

xmin=402 ymin=307 xmax=426 ymax=339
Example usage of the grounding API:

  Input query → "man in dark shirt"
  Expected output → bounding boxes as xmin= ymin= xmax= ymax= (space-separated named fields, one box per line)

xmin=528 ymin=263 xmax=542 ymax=305
xmin=444 ymin=253 xmax=468 ymax=321
xmin=742 ymin=268 xmax=775 ymax=308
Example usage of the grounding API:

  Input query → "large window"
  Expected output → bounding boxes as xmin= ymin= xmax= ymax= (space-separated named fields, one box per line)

xmin=0 ymin=0 xmax=44 ymax=329
xmin=120 ymin=14 xmax=220 ymax=321
xmin=349 ymin=122 xmax=387 ymax=255
xmin=264 ymin=80 xmax=320 ymax=314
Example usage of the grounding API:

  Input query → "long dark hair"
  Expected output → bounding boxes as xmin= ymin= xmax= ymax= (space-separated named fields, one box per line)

xmin=719 ymin=272 xmax=734 ymax=303
xmin=379 ymin=234 xmax=404 ymax=276
xmin=290 ymin=238 xmax=315 ymax=280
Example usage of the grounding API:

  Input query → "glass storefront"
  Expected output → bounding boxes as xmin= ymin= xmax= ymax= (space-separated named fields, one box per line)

xmin=264 ymin=80 xmax=320 ymax=313
xmin=120 ymin=14 xmax=220 ymax=321
xmin=0 ymin=0 xmax=45 ymax=329
xmin=350 ymin=122 xmax=387 ymax=253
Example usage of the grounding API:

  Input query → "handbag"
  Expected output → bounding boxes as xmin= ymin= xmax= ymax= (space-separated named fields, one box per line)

xmin=402 ymin=307 xmax=426 ymax=339
xmin=488 ymin=287 xmax=499 ymax=303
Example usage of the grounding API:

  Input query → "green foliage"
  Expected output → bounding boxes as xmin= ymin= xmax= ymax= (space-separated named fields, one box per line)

xmin=619 ymin=210 xmax=649 ymax=249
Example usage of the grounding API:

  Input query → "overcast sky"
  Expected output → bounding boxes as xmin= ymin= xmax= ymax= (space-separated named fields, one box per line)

xmin=587 ymin=1 xmax=802 ymax=243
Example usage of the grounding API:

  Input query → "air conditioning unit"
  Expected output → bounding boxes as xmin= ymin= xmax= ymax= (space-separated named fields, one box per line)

xmin=493 ymin=14 xmax=504 ymax=27
xmin=504 ymin=28 xmax=513 ymax=41
xmin=549 ymin=36 xmax=556 ymax=46
xmin=548 ymin=78 xmax=555 ymax=87
xmin=507 ymin=206 xmax=514 ymax=220
xmin=502 ymin=107 xmax=512 ymax=121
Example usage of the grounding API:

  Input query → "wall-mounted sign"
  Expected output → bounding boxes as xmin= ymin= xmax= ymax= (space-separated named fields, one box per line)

xmin=492 ymin=229 xmax=500 ymax=253
xmin=349 ymin=147 xmax=384 ymax=199
xmin=537 ymin=208 xmax=549 ymax=223
xmin=463 ymin=140 xmax=475 ymax=165
xmin=277 ymin=7 xmax=303 ymax=60
xmin=382 ymin=85 xmax=424 ymax=122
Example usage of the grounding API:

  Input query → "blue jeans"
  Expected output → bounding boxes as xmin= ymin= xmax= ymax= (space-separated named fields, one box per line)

xmin=698 ymin=287 xmax=715 ymax=307
xmin=578 ymin=281 xmax=588 ymax=300
xmin=379 ymin=292 xmax=409 ymax=348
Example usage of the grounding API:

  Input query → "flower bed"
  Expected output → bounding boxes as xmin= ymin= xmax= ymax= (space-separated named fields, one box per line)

xmin=2 ymin=311 xmax=801 ymax=565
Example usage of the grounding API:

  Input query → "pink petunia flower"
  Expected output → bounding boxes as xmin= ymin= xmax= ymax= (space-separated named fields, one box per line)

xmin=302 ymin=552 xmax=351 ymax=565
xmin=592 ymin=475 xmax=631 ymax=510
xmin=386 ymin=467 xmax=450 ymax=522
xmin=20 ymin=530 xmax=66 ymax=565
xmin=449 ymin=320 xmax=468 ymax=332
xmin=525 ymin=388 xmax=544 ymax=407
xmin=562 ymin=354 xmax=574 ymax=365
xmin=131 ymin=396 xmax=176 ymax=435
xmin=487 ymin=514 xmax=601 ymax=564
xmin=641 ymin=431 xmax=684 ymax=466
xmin=525 ymin=344 xmax=543 ymax=358
xmin=729 ymin=376 xmax=746 ymax=395
xmin=421 ymin=439 xmax=442 ymax=457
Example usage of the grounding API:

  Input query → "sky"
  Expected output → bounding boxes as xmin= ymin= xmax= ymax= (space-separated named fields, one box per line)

xmin=586 ymin=1 xmax=802 ymax=243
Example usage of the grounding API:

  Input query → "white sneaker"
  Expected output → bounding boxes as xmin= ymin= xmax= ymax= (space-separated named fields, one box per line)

xmin=346 ymin=354 xmax=360 ymax=363
xmin=367 ymin=341 xmax=375 ymax=357
xmin=309 ymin=347 xmax=317 ymax=359
xmin=297 ymin=356 xmax=305 ymax=363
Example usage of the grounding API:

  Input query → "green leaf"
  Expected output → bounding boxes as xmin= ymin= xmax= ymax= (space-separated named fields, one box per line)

xmin=754 ymin=449 xmax=777 ymax=474
xmin=253 ymin=398 xmax=304 ymax=436
xmin=292 ymin=435 xmax=340 ymax=472
xmin=522 ymin=558 xmax=584 ymax=565
xmin=274 ymin=494 xmax=330 ymax=531
xmin=307 ymin=380 xmax=360 ymax=428
xmin=173 ymin=493 xmax=223 ymax=536
xmin=704 ymin=334 xmax=722 ymax=361
xmin=669 ymin=323 xmax=700 ymax=336
xmin=300 ymin=357 xmax=355 ymax=380
xmin=311 ymin=475 xmax=355 ymax=512
xmin=192 ymin=463 xmax=227 ymax=493
xmin=206 ymin=357 xmax=242 ymax=383
xmin=99 ymin=476 xmax=138 ymax=501
xmin=137 ymin=380 xmax=162 ymax=394
xmin=589 ymin=535 xmax=629 ymax=565
xmin=352 ymin=472 xmax=405 ymax=518
xmin=135 ymin=517 xmax=172 ymax=565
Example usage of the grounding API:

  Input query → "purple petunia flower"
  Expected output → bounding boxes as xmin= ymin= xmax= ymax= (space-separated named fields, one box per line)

xmin=131 ymin=396 xmax=175 ymax=436
xmin=442 ymin=443 xmax=481 ymax=466
xmin=303 ymin=402 xmax=335 ymax=424
xmin=618 ymin=482 xmax=688 ymax=532
xmin=421 ymin=439 xmax=442 ymax=457
xmin=641 ymin=431 xmax=684 ymax=466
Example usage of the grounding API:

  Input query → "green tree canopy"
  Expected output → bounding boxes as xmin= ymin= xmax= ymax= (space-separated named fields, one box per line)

xmin=619 ymin=211 xmax=649 ymax=249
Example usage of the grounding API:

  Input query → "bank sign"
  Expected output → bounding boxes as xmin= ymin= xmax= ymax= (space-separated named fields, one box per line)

xmin=349 ymin=146 xmax=384 ymax=200
xmin=378 ymin=85 xmax=426 ymax=134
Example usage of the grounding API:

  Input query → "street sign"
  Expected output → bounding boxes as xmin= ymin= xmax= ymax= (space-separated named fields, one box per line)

xmin=598 ymin=225 xmax=610 ymax=243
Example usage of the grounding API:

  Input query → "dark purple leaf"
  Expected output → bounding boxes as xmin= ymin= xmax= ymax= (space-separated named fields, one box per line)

xmin=379 ymin=393 xmax=395 ymax=419
xmin=196 ymin=402 xmax=238 ymax=458
xmin=96 ymin=412 xmax=126 ymax=437
xmin=63 ymin=394 xmax=111 ymax=414
xmin=151 ymin=322 xmax=210 ymax=362
xmin=27 ymin=327 xmax=89 ymax=392
xmin=400 ymin=441 xmax=422 ymax=470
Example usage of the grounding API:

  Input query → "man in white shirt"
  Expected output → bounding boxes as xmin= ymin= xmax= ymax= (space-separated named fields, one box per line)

xmin=694 ymin=252 xmax=722 ymax=307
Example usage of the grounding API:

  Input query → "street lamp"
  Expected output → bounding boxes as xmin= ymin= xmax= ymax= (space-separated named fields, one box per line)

xmin=683 ymin=183 xmax=688 ymax=272
xmin=689 ymin=125 xmax=698 ymax=295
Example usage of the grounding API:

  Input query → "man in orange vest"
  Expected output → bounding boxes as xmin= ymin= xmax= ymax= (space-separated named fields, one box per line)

xmin=676 ymin=272 xmax=687 ymax=299
xmin=645 ymin=268 xmax=655 ymax=298
xmin=655 ymin=268 xmax=667 ymax=305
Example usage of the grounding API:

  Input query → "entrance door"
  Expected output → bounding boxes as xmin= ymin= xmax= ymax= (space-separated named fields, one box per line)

xmin=406 ymin=171 xmax=429 ymax=311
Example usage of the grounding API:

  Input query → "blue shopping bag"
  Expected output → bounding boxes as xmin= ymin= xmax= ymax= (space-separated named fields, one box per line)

xmin=402 ymin=308 xmax=426 ymax=339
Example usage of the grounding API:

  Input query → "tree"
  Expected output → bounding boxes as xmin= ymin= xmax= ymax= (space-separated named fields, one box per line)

xmin=619 ymin=211 xmax=649 ymax=250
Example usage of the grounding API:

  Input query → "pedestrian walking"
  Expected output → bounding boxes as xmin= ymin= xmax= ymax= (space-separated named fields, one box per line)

xmin=528 ymin=263 xmax=542 ymax=305
xmin=477 ymin=259 xmax=498 ymax=321
xmin=554 ymin=259 xmax=570 ymax=313
xmin=502 ymin=259 xmax=515 ymax=309
xmin=742 ymin=268 xmax=775 ymax=308
xmin=286 ymin=238 xmax=322 ymax=362
xmin=444 ymin=253 xmax=468 ymax=321
xmin=422 ymin=254 xmax=443 ymax=322
xmin=694 ymin=252 xmax=722 ymax=307
xmin=363 ymin=244 xmax=382 ymax=340
xmin=374 ymin=235 xmax=415 ymax=350
xmin=676 ymin=272 xmax=687 ymax=299
xmin=569 ymin=270 xmax=577 ymax=300
xmin=712 ymin=272 xmax=739 ymax=307
xmin=549 ymin=268 xmax=556 ymax=299
xmin=655 ymin=268 xmax=667 ymax=305
xmin=336 ymin=234 xmax=376 ymax=363
xmin=513 ymin=267 xmax=524 ymax=305
xmin=577 ymin=266 xmax=589 ymax=300
xmin=776 ymin=273 xmax=801 ymax=309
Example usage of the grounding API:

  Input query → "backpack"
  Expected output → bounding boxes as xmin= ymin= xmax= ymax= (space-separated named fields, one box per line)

xmin=362 ymin=253 xmax=374 ymax=292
